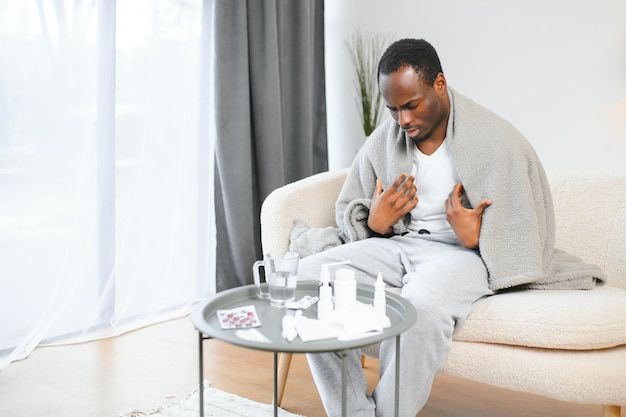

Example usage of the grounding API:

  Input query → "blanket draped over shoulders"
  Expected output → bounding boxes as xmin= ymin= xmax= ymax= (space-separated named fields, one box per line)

xmin=289 ymin=88 xmax=604 ymax=291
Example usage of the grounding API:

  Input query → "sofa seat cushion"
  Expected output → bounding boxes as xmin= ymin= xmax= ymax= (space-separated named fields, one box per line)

xmin=453 ymin=284 xmax=626 ymax=349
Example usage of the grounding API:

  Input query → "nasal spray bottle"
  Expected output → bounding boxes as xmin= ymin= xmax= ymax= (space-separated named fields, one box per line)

xmin=374 ymin=272 xmax=387 ymax=318
xmin=318 ymin=260 xmax=350 ymax=321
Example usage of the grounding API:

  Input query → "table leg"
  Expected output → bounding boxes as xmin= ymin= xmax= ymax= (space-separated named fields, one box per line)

xmin=198 ymin=332 xmax=205 ymax=417
xmin=273 ymin=352 xmax=278 ymax=417
xmin=341 ymin=349 xmax=348 ymax=417
xmin=394 ymin=334 xmax=401 ymax=417
xmin=276 ymin=353 xmax=293 ymax=406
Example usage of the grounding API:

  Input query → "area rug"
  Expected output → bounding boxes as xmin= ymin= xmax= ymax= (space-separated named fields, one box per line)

xmin=120 ymin=384 xmax=306 ymax=417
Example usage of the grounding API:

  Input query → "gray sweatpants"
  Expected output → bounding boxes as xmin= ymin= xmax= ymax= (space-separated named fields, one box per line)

xmin=297 ymin=231 xmax=492 ymax=417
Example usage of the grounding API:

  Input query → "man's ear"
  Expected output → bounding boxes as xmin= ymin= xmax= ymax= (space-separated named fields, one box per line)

xmin=434 ymin=72 xmax=446 ymax=95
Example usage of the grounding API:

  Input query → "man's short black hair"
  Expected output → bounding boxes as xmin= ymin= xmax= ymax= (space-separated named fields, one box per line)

xmin=377 ymin=39 xmax=443 ymax=86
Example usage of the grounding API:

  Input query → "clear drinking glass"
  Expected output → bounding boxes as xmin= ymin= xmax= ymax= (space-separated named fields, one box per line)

xmin=252 ymin=252 xmax=299 ymax=307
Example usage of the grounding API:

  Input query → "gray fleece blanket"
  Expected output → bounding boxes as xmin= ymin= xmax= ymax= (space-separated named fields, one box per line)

xmin=290 ymin=88 xmax=604 ymax=290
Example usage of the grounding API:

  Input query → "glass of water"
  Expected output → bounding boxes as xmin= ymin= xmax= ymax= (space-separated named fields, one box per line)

xmin=252 ymin=251 xmax=299 ymax=307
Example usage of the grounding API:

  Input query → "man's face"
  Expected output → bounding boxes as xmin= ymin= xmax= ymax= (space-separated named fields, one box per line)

xmin=379 ymin=66 xmax=448 ymax=144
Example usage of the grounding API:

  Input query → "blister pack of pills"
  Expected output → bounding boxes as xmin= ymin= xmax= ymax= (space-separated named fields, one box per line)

xmin=285 ymin=295 xmax=319 ymax=310
xmin=216 ymin=305 xmax=262 ymax=329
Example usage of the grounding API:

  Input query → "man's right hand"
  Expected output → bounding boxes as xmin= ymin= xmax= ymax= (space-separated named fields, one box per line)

xmin=367 ymin=173 xmax=418 ymax=235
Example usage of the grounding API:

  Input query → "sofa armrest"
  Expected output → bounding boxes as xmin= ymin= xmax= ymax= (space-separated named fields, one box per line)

xmin=260 ymin=168 xmax=349 ymax=255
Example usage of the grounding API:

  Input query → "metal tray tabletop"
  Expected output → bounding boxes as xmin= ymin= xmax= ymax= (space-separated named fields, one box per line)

xmin=192 ymin=280 xmax=417 ymax=353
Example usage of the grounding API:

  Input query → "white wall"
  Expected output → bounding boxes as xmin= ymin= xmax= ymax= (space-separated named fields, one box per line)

xmin=325 ymin=0 xmax=626 ymax=175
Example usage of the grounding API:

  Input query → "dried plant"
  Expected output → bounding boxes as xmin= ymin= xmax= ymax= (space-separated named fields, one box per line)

xmin=346 ymin=32 xmax=390 ymax=137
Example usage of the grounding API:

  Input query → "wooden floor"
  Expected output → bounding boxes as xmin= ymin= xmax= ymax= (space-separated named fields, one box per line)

xmin=0 ymin=315 xmax=617 ymax=417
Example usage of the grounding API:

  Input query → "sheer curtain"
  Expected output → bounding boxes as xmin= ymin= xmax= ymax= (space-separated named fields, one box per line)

xmin=0 ymin=0 xmax=215 ymax=370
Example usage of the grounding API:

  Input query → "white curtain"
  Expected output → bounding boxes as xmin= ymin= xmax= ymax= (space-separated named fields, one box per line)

xmin=0 ymin=0 xmax=215 ymax=370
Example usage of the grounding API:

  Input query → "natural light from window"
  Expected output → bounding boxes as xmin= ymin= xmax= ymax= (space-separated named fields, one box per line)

xmin=0 ymin=0 xmax=214 ymax=370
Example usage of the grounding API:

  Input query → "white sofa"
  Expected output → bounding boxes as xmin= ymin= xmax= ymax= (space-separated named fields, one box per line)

xmin=260 ymin=168 xmax=626 ymax=417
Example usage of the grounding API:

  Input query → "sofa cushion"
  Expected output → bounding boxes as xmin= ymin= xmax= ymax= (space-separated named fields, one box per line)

xmin=453 ymin=284 xmax=626 ymax=349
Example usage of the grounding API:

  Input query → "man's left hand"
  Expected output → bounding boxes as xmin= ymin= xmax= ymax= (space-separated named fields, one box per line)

xmin=445 ymin=183 xmax=492 ymax=249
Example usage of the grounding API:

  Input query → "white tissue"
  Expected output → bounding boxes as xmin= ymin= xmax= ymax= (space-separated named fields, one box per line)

xmin=235 ymin=328 xmax=271 ymax=343
xmin=332 ymin=301 xmax=391 ymax=335
xmin=292 ymin=302 xmax=391 ymax=342
xmin=293 ymin=313 xmax=343 ymax=342
xmin=281 ymin=314 xmax=298 ymax=342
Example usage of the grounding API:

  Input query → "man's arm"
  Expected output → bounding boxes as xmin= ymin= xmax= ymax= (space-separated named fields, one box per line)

xmin=445 ymin=183 xmax=492 ymax=249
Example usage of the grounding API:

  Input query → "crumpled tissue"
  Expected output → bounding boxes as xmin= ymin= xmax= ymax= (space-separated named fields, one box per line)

xmin=290 ymin=301 xmax=391 ymax=342
xmin=282 ymin=314 xmax=298 ymax=342
xmin=235 ymin=328 xmax=271 ymax=343
xmin=293 ymin=311 xmax=343 ymax=342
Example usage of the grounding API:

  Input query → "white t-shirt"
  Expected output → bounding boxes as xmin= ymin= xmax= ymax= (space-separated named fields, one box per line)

xmin=408 ymin=140 xmax=461 ymax=239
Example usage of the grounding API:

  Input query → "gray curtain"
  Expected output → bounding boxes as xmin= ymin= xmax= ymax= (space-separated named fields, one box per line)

xmin=213 ymin=0 xmax=327 ymax=291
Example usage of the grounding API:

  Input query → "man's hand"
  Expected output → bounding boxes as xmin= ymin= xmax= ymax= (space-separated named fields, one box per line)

xmin=445 ymin=183 xmax=492 ymax=249
xmin=368 ymin=173 xmax=418 ymax=235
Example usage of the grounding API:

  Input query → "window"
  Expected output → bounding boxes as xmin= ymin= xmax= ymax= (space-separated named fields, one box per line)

xmin=0 ymin=0 xmax=214 ymax=369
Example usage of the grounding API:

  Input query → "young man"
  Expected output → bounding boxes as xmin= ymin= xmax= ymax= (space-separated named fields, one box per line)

xmin=292 ymin=38 xmax=600 ymax=417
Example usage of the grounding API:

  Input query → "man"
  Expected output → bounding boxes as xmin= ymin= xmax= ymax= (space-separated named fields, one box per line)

xmin=292 ymin=38 xmax=600 ymax=417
